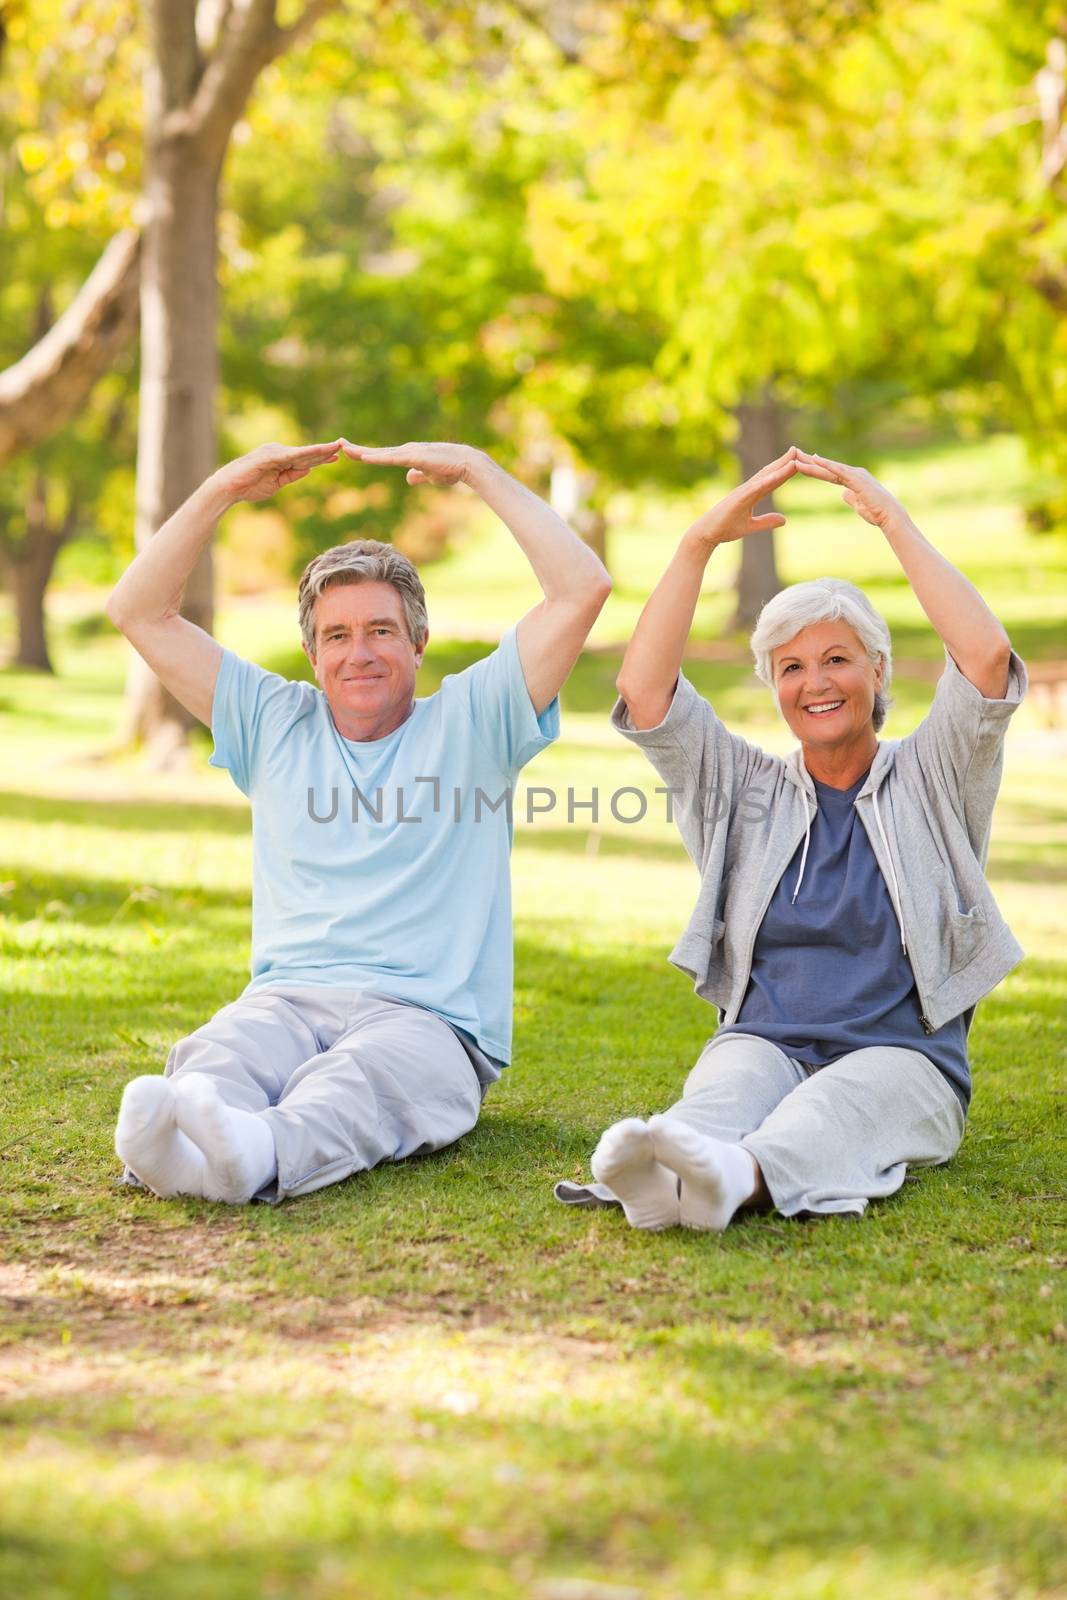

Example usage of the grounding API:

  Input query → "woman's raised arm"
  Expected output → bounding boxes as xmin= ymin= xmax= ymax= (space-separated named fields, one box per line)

xmin=793 ymin=450 xmax=1013 ymax=699
xmin=617 ymin=450 xmax=799 ymax=728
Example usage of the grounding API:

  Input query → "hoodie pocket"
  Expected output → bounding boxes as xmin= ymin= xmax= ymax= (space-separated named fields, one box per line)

xmin=944 ymin=903 xmax=987 ymax=976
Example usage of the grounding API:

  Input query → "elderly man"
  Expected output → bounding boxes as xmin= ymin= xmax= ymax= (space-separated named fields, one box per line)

xmin=109 ymin=438 xmax=610 ymax=1203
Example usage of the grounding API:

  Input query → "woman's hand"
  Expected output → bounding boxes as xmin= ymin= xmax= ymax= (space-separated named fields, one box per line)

xmin=684 ymin=448 xmax=798 ymax=551
xmin=795 ymin=449 xmax=1011 ymax=696
xmin=793 ymin=449 xmax=908 ymax=530
xmin=341 ymin=440 xmax=489 ymax=487
xmin=213 ymin=440 xmax=343 ymax=505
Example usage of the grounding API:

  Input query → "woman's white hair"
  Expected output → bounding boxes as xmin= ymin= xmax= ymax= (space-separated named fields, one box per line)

xmin=750 ymin=577 xmax=894 ymax=733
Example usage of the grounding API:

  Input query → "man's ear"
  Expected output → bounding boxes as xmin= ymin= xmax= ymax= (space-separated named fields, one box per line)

xmin=302 ymin=640 xmax=319 ymax=680
xmin=414 ymin=629 xmax=429 ymax=668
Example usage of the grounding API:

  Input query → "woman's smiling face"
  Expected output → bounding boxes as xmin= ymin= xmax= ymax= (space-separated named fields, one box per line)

xmin=771 ymin=619 xmax=883 ymax=753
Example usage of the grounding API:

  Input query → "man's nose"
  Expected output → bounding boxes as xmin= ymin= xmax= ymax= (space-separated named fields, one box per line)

xmin=345 ymin=632 xmax=376 ymax=663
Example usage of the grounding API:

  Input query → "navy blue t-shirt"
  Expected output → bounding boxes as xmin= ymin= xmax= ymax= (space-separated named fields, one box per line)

xmin=718 ymin=769 xmax=971 ymax=1108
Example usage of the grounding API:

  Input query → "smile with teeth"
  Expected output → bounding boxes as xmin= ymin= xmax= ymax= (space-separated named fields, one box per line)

xmin=805 ymin=700 xmax=845 ymax=715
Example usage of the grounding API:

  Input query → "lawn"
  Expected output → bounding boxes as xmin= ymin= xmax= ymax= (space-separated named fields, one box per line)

xmin=0 ymin=436 xmax=1065 ymax=1600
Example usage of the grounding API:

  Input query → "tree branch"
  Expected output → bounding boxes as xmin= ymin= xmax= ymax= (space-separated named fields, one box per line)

xmin=147 ymin=0 xmax=203 ymax=117
xmin=503 ymin=0 xmax=582 ymax=65
xmin=0 ymin=230 xmax=142 ymax=467
xmin=177 ymin=0 xmax=342 ymax=154
xmin=278 ymin=0 xmax=344 ymax=51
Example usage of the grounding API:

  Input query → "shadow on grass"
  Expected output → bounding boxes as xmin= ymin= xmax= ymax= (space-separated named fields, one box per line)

xmin=0 ymin=789 xmax=250 ymax=837
xmin=0 ymin=863 xmax=249 ymax=927
xmin=988 ymin=853 xmax=1067 ymax=886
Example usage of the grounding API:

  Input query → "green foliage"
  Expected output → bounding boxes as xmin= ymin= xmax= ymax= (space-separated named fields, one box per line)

xmin=1 ymin=0 xmax=142 ymax=234
xmin=9 ymin=0 xmax=1067 ymax=608
xmin=0 ymin=4 xmax=139 ymax=564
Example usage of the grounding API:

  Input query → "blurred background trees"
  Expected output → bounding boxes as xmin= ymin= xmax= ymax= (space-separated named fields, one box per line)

xmin=2 ymin=0 xmax=1066 ymax=752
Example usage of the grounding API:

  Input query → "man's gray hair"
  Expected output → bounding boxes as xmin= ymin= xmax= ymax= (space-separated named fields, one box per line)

xmin=750 ymin=577 xmax=894 ymax=733
xmin=298 ymin=541 xmax=428 ymax=656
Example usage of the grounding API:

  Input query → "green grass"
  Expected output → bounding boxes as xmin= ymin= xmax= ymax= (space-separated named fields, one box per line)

xmin=0 ymin=435 xmax=1065 ymax=1599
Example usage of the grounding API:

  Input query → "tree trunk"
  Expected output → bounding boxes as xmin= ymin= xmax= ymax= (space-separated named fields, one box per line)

xmin=124 ymin=139 xmax=222 ymax=765
xmin=120 ymin=0 xmax=337 ymax=767
xmin=728 ymin=393 xmax=784 ymax=631
xmin=9 ymin=477 xmax=72 ymax=672
xmin=550 ymin=460 xmax=610 ymax=569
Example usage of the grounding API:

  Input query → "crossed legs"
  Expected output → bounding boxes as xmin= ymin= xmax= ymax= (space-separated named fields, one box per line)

xmin=590 ymin=1033 xmax=965 ymax=1231
xmin=116 ymin=988 xmax=484 ymax=1204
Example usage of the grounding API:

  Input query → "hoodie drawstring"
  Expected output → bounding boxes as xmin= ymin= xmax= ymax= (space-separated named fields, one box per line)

xmin=791 ymin=800 xmax=813 ymax=904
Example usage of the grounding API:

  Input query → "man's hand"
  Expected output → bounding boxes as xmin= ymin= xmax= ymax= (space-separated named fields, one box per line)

xmin=213 ymin=440 xmax=343 ymax=505
xmin=792 ymin=449 xmax=907 ymax=530
xmin=341 ymin=440 xmax=488 ymax=487
xmin=684 ymin=448 xmax=798 ymax=551
xmin=346 ymin=438 xmax=609 ymax=715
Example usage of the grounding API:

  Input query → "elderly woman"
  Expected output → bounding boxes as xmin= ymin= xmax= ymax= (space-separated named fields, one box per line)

xmin=557 ymin=446 xmax=1026 ymax=1230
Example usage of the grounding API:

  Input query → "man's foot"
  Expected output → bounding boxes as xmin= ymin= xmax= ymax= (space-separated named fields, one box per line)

xmin=589 ymin=1118 xmax=680 ymax=1231
xmin=115 ymin=1076 xmax=209 ymax=1199
xmin=648 ymin=1117 xmax=757 ymax=1231
xmin=172 ymin=1075 xmax=277 ymax=1204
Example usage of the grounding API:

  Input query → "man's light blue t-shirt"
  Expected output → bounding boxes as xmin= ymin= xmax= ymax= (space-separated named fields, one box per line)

xmin=209 ymin=626 xmax=559 ymax=1064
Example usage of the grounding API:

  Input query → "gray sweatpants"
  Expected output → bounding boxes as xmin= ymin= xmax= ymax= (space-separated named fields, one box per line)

xmin=162 ymin=987 xmax=486 ymax=1202
xmin=557 ymin=1031 xmax=966 ymax=1220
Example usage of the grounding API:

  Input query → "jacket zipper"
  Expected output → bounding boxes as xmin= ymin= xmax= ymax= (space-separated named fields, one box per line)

xmin=727 ymin=804 xmax=814 ymax=1023
xmin=855 ymin=794 xmax=936 ymax=1033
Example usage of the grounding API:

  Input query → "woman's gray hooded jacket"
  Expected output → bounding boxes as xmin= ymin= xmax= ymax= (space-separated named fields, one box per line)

xmin=612 ymin=650 xmax=1027 ymax=1034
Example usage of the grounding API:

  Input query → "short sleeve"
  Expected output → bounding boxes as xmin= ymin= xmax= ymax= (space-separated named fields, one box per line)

xmin=209 ymin=649 xmax=314 ymax=796
xmin=907 ymin=646 xmax=1025 ymax=784
xmin=903 ymin=648 xmax=1027 ymax=856
xmin=611 ymin=671 xmax=774 ymax=866
xmin=446 ymin=626 xmax=560 ymax=779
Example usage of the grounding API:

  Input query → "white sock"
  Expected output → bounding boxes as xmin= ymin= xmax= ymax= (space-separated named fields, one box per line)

xmin=649 ymin=1116 xmax=757 ymax=1232
xmin=172 ymin=1075 xmax=277 ymax=1204
xmin=115 ymin=1076 xmax=209 ymax=1199
xmin=590 ymin=1118 xmax=680 ymax=1231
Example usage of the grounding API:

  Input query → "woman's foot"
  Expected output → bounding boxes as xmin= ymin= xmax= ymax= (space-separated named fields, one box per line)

xmin=590 ymin=1118 xmax=680 ymax=1230
xmin=648 ymin=1117 xmax=758 ymax=1231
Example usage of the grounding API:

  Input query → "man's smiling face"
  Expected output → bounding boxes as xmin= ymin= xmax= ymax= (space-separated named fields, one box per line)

xmin=305 ymin=579 xmax=426 ymax=742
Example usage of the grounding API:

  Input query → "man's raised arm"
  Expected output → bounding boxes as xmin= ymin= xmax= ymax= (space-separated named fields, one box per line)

xmin=342 ymin=442 xmax=611 ymax=713
xmin=106 ymin=441 xmax=342 ymax=726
